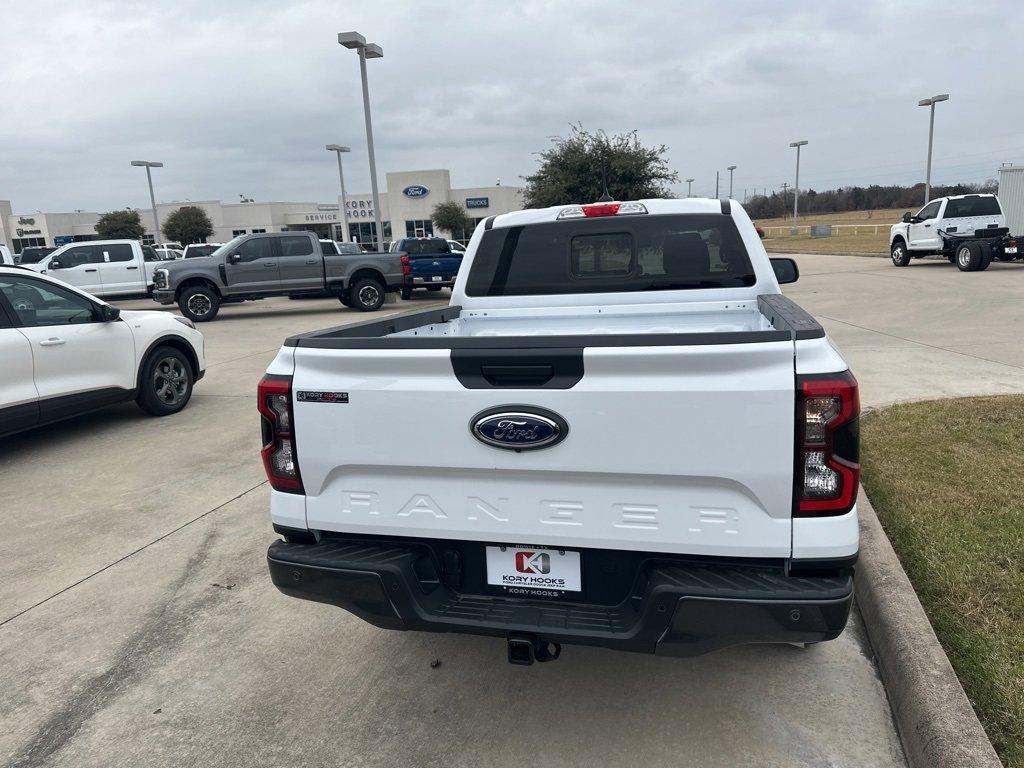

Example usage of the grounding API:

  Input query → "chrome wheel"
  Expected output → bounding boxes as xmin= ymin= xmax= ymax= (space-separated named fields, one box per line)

xmin=957 ymin=246 xmax=971 ymax=268
xmin=187 ymin=293 xmax=212 ymax=317
xmin=153 ymin=356 xmax=189 ymax=405
xmin=890 ymin=245 xmax=904 ymax=265
xmin=358 ymin=284 xmax=381 ymax=306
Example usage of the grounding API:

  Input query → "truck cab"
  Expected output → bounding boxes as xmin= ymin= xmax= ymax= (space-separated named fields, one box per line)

xmin=25 ymin=240 xmax=169 ymax=297
xmin=889 ymin=194 xmax=1012 ymax=270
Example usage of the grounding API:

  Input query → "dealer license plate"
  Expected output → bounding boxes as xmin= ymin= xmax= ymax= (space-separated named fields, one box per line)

xmin=1005 ymin=246 xmax=1018 ymax=254
xmin=485 ymin=545 xmax=582 ymax=596
xmin=431 ymin=275 xmax=443 ymax=282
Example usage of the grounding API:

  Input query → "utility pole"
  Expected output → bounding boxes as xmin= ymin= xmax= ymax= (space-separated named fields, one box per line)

xmin=781 ymin=183 xmax=790 ymax=219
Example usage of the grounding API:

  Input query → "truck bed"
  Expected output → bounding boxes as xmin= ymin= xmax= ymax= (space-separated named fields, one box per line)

xmin=285 ymin=294 xmax=823 ymax=349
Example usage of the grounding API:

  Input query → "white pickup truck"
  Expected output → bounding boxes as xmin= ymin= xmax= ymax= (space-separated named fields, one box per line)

xmin=262 ymin=198 xmax=860 ymax=665
xmin=25 ymin=240 xmax=171 ymax=297
xmin=889 ymin=193 xmax=1021 ymax=271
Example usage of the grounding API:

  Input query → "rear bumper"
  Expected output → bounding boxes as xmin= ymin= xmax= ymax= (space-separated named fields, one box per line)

xmin=267 ymin=537 xmax=854 ymax=657
xmin=407 ymin=276 xmax=456 ymax=287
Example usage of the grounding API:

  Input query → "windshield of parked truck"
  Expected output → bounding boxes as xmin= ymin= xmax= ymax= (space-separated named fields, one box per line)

xmin=465 ymin=214 xmax=756 ymax=296
xmin=185 ymin=243 xmax=228 ymax=258
xmin=944 ymin=196 xmax=1002 ymax=218
xmin=400 ymin=238 xmax=451 ymax=255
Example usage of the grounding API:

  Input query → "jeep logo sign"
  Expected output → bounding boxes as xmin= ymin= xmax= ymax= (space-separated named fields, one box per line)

xmin=470 ymin=407 xmax=567 ymax=451
xmin=402 ymin=185 xmax=429 ymax=198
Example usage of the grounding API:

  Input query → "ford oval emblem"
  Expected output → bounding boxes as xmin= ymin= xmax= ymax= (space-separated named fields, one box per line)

xmin=403 ymin=185 xmax=429 ymax=198
xmin=470 ymin=406 xmax=568 ymax=451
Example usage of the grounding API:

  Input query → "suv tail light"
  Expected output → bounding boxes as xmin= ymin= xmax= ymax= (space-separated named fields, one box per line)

xmin=400 ymin=254 xmax=411 ymax=275
xmin=258 ymin=374 xmax=303 ymax=494
xmin=795 ymin=371 xmax=859 ymax=516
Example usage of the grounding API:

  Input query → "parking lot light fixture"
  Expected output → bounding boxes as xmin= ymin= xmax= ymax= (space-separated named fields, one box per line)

xmin=685 ymin=178 xmax=694 ymax=197
xmin=789 ymin=141 xmax=808 ymax=226
xmin=130 ymin=160 xmax=163 ymax=244
xmin=339 ymin=31 xmax=385 ymax=250
xmin=326 ymin=145 xmax=352 ymax=242
xmin=919 ymin=94 xmax=949 ymax=204
xmin=727 ymin=165 xmax=737 ymax=199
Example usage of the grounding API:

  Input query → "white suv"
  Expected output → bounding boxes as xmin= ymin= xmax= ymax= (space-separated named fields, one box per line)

xmin=0 ymin=266 xmax=205 ymax=437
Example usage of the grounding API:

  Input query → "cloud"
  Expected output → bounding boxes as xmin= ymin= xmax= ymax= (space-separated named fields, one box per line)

xmin=1 ymin=0 xmax=1021 ymax=211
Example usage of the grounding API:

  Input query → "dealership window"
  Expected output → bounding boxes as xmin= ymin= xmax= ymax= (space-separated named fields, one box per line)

xmin=251 ymin=228 xmax=267 ymax=234
xmin=451 ymin=217 xmax=487 ymax=245
xmin=349 ymin=221 xmax=392 ymax=251
xmin=232 ymin=229 xmax=247 ymax=237
xmin=12 ymin=237 xmax=46 ymax=254
xmin=405 ymin=219 xmax=434 ymax=238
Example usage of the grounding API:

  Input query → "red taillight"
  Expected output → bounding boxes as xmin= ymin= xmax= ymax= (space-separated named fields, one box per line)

xmin=582 ymin=202 xmax=621 ymax=217
xmin=795 ymin=371 xmax=859 ymax=516
xmin=400 ymin=254 xmax=411 ymax=276
xmin=258 ymin=374 xmax=303 ymax=494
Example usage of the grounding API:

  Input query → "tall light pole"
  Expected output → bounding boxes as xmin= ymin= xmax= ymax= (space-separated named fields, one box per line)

xmin=130 ymin=160 xmax=163 ymax=243
xmin=326 ymin=144 xmax=351 ymax=242
xmin=715 ymin=171 xmax=720 ymax=198
xmin=685 ymin=178 xmax=694 ymax=197
xmin=789 ymin=141 xmax=808 ymax=226
xmin=339 ymin=32 xmax=385 ymax=250
xmin=919 ymin=94 xmax=949 ymax=204
xmin=727 ymin=165 xmax=737 ymax=199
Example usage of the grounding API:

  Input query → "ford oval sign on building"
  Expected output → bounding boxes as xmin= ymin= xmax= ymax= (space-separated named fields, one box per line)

xmin=470 ymin=407 xmax=568 ymax=451
xmin=402 ymin=185 xmax=429 ymax=198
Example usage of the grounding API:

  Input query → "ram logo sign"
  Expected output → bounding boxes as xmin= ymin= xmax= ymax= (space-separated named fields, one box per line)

xmin=402 ymin=185 xmax=429 ymax=198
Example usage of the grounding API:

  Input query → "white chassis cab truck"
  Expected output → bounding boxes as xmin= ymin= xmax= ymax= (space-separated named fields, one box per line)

xmin=261 ymin=198 xmax=860 ymax=665
xmin=889 ymin=193 xmax=1021 ymax=271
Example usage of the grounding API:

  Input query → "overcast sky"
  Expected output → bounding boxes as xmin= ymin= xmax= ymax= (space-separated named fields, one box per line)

xmin=3 ymin=0 xmax=1023 ymax=213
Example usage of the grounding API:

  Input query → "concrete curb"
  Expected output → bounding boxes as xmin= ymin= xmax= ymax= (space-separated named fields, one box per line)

xmin=855 ymin=488 xmax=1002 ymax=768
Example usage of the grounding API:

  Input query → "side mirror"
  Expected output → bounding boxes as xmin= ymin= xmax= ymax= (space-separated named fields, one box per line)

xmin=100 ymin=305 xmax=121 ymax=322
xmin=227 ymin=252 xmax=241 ymax=264
xmin=49 ymin=258 xmax=64 ymax=269
xmin=902 ymin=212 xmax=913 ymax=223
xmin=770 ymin=257 xmax=799 ymax=285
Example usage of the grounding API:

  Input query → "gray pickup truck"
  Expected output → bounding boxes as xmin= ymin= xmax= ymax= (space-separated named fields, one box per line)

xmin=151 ymin=231 xmax=404 ymax=321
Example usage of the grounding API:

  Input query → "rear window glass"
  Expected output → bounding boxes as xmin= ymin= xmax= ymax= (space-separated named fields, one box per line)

xmin=186 ymin=245 xmax=218 ymax=258
xmin=401 ymin=239 xmax=450 ymax=255
xmin=465 ymin=214 xmax=755 ymax=296
xmin=944 ymin=196 xmax=1002 ymax=218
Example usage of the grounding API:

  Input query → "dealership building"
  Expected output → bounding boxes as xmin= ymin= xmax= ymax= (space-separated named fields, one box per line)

xmin=0 ymin=169 xmax=524 ymax=253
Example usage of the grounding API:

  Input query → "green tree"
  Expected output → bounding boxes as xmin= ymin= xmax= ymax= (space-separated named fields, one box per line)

xmin=430 ymin=200 xmax=472 ymax=237
xmin=162 ymin=206 xmax=214 ymax=245
xmin=523 ymin=124 xmax=678 ymax=208
xmin=95 ymin=209 xmax=145 ymax=240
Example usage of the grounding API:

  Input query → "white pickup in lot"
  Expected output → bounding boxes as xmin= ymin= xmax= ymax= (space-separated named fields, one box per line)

xmin=24 ymin=239 xmax=172 ymax=297
xmin=262 ymin=198 xmax=860 ymax=665
xmin=0 ymin=266 xmax=205 ymax=437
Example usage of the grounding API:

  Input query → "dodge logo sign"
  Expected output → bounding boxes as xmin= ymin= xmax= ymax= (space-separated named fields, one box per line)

xmin=470 ymin=407 xmax=567 ymax=451
xmin=402 ymin=185 xmax=429 ymax=198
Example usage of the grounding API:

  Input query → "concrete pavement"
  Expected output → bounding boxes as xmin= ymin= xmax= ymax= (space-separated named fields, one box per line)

xmin=5 ymin=256 xmax=1020 ymax=767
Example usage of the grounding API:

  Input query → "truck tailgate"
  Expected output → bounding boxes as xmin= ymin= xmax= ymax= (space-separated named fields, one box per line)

xmin=294 ymin=340 xmax=796 ymax=558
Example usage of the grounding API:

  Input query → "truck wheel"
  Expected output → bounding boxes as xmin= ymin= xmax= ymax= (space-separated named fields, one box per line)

xmin=349 ymin=278 xmax=386 ymax=312
xmin=956 ymin=243 xmax=982 ymax=272
xmin=400 ymin=287 xmax=413 ymax=300
xmin=136 ymin=346 xmax=194 ymax=416
xmin=946 ymin=253 xmax=957 ymax=264
xmin=978 ymin=243 xmax=993 ymax=271
xmin=890 ymin=241 xmax=911 ymax=267
xmin=338 ymin=294 xmax=353 ymax=308
xmin=178 ymin=285 xmax=220 ymax=322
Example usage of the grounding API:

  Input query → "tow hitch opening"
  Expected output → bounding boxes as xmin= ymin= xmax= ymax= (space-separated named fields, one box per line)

xmin=507 ymin=634 xmax=562 ymax=666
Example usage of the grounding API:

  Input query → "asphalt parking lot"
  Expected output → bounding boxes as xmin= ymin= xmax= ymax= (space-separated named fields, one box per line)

xmin=3 ymin=255 xmax=1022 ymax=767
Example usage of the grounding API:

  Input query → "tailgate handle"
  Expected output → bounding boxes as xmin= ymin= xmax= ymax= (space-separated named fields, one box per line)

xmin=480 ymin=364 xmax=554 ymax=387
